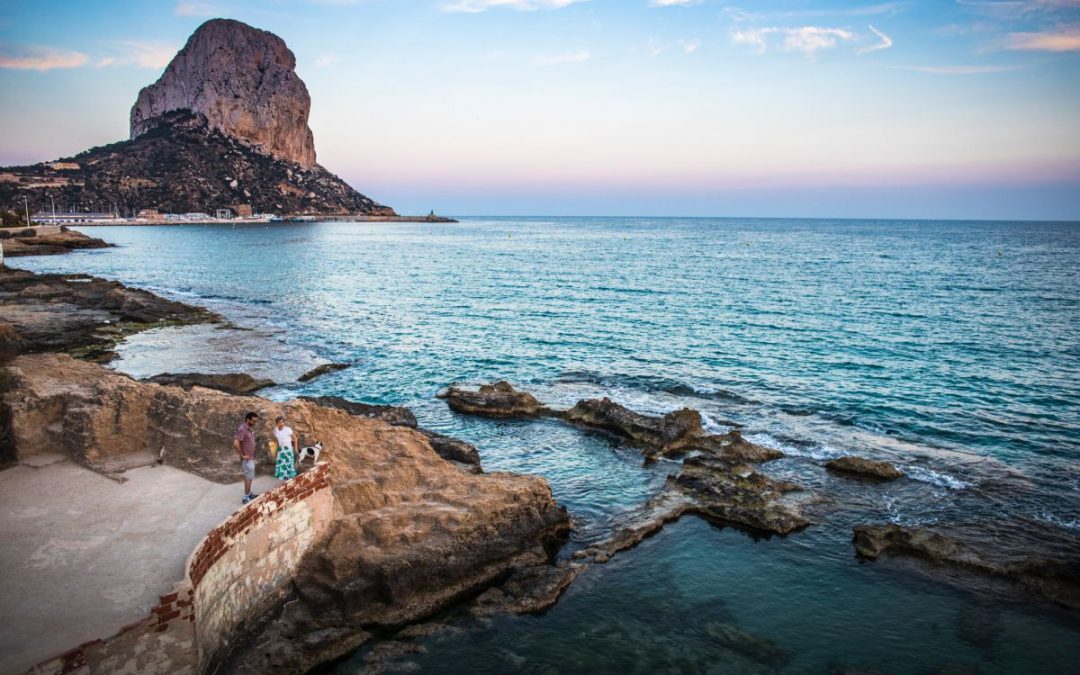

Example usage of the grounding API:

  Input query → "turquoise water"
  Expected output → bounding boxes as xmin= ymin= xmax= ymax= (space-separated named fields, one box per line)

xmin=17 ymin=217 xmax=1080 ymax=672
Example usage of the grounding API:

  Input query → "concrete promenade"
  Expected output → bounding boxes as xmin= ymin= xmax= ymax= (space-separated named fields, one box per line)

xmin=0 ymin=455 xmax=277 ymax=674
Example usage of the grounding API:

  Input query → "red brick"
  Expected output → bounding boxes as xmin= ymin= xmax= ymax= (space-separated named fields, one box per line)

xmin=159 ymin=592 xmax=179 ymax=604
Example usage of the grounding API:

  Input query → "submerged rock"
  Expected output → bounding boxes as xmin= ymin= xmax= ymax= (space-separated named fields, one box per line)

xmin=853 ymin=523 xmax=1080 ymax=609
xmin=297 ymin=362 xmax=349 ymax=383
xmin=826 ymin=456 xmax=903 ymax=481
xmin=440 ymin=381 xmax=551 ymax=418
xmin=705 ymin=621 xmax=791 ymax=667
xmin=143 ymin=371 xmax=274 ymax=395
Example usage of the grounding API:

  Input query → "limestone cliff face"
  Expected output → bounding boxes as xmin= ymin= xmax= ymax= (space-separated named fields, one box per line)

xmin=130 ymin=18 xmax=317 ymax=168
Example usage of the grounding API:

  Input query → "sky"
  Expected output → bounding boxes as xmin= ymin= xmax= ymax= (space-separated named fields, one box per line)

xmin=1 ymin=0 xmax=1079 ymax=219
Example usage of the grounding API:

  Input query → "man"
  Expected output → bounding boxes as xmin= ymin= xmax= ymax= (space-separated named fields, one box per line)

xmin=234 ymin=411 xmax=260 ymax=504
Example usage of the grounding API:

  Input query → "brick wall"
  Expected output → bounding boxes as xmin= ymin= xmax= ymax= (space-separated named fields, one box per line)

xmin=191 ymin=463 xmax=333 ymax=670
xmin=31 ymin=463 xmax=333 ymax=675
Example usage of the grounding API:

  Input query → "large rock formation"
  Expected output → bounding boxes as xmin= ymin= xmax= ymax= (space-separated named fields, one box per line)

xmin=131 ymin=19 xmax=316 ymax=168
xmin=0 ymin=21 xmax=393 ymax=216
xmin=2 ymin=353 xmax=570 ymax=672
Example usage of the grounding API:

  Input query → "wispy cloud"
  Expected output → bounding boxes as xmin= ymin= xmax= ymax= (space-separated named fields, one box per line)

xmin=102 ymin=41 xmax=177 ymax=69
xmin=442 ymin=0 xmax=587 ymax=13
xmin=314 ymin=53 xmax=342 ymax=67
xmin=174 ymin=1 xmax=223 ymax=17
xmin=857 ymin=24 xmax=894 ymax=53
xmin=732 ymin=26 xmax=857 ymax=56
xmin=1003 ymin=26 xmax=1080 ymax=50
xmin=650 ymin=0 xmax=702 ymax=7
xmin=0 ymin=44 xmax=89 ymax=71
xmin=725 ymin=2 xmax=908 ymax=22
xmin=645 ymin=37 xmax=702 ymax=56
xmin=888 ymin=64 xmax=1017 ymax=74
xmin=679 ymin=38 xmax=703 ymax=53
xmin=534 ymin=49 xmax=590 ymax=65
xmin=956 ymin=0 xmax=1080 ymax=16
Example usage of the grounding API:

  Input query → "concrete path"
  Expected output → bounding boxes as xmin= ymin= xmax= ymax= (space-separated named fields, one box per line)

xmin=0 ymin=456 xmax=278 ymax=674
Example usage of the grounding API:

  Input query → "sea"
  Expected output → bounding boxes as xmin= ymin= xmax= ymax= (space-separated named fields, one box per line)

xmin=17 ymin=217 xmax=1080 ymax=673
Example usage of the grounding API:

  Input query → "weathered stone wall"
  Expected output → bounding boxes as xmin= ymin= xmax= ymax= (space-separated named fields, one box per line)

xmin=191 ymin=463 xmax=333 ymax=670
xmin=30 ymin=463 xmax=333 ymax=675
xmin=31 ymin=583 xmax=197 ymax=675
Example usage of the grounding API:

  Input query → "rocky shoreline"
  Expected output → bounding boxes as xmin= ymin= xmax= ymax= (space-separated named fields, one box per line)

xmin=438 ymin=381 xmax=1080 ymax=610
xmin=0 ymin=265 xmax=573 ymax=672
xmin=3 ymin=252 xmax=1079 ymax=672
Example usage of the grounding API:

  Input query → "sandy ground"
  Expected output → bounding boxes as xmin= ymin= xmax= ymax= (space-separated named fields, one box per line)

xmin=0 ymin=455 xmax=278 ymax=674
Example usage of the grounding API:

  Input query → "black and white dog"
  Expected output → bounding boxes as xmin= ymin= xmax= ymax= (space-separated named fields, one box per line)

xmin=297 ymin=441 xmax=323 ymax=465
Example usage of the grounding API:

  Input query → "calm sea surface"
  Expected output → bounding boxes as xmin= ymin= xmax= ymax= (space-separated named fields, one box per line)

xmin=18 ymin=217 xmax=1080 ymax=673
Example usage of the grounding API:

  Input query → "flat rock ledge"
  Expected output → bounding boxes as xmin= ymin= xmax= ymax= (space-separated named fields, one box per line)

xmin=298 ymin=362 xmax=349 ymax=383
xmin=143 ymin=371 xmax=275 ymax=395
xmin=826 ymin=455 xmax=903 ymax=481
xmin=0 ymin=229 xmax=111 ymax=257
xmin=0 ymin=267 xmax=219 ymax=361
xmin=853 ymin=524 xmax=1080 ymax=609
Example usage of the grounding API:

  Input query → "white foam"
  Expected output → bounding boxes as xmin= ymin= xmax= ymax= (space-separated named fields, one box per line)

xmin=1037 ymin=511 xmax=1080 ymax=531
xmin=903 ymin=466 xmax=973 ymax=491
xmin=743 ymin=433 xmax=844 ymax=461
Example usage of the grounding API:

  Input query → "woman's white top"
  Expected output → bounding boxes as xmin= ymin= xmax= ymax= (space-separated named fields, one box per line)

xmin=273 ymin=425 xmax=295 ymax=450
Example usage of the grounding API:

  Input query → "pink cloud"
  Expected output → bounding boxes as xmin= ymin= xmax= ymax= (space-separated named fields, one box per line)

xmin=0 ymin=45 xmax=89 ymax=71
xmin=1003 ymin=26 xmax=1080 ymax=51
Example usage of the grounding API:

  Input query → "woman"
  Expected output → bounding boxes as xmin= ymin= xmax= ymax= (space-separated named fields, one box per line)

xmin=272 ymin=415 xmax=297 ymax=480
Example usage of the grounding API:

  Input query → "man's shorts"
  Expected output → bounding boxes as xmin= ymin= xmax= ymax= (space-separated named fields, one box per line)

xmin=241 ymin=459 xmax=256 ymax=481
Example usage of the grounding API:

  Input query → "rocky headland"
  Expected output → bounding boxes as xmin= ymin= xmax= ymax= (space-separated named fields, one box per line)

xmin=0 ymin=268 xmax=575 ymax=672
xmin=0 ymin=19 xmax=393 ymax=218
